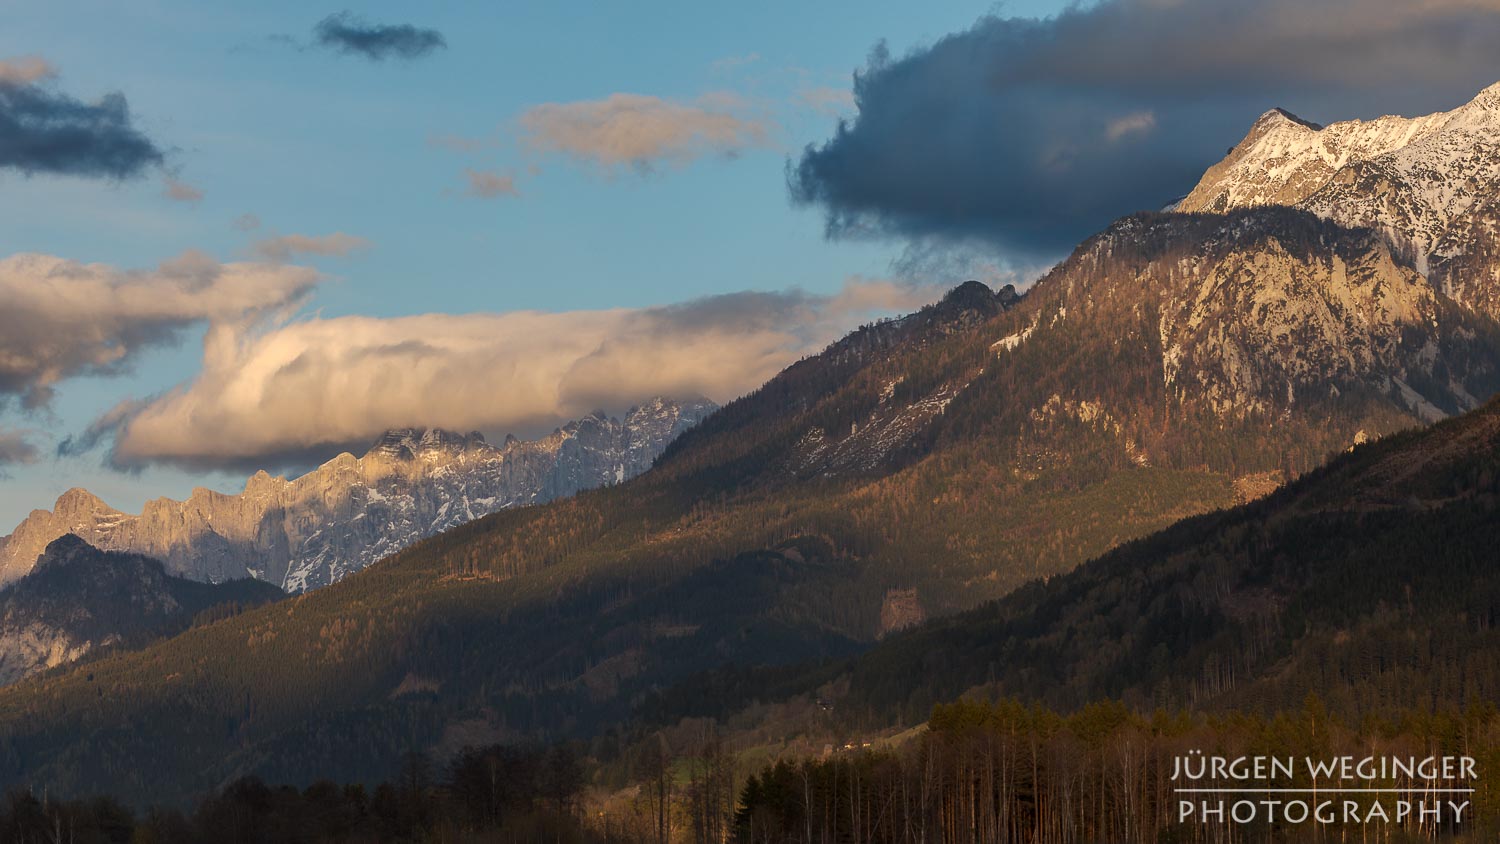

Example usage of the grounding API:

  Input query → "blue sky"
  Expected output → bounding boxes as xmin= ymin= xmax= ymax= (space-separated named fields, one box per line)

xmin=0 ymin=0 xmax=1067 ymax=527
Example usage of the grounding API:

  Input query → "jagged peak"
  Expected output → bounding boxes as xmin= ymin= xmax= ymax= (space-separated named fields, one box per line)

xmin=52 ymin=487 xmax=112 ymax=518
xmin=417 ymin=427 xmax=484 ymax=451
xmin=243 ymin=469 xmax=286 ymax=495
xmin=365 ymin=428 xmax=420 ymax=460
xmin=1253 ymin=107 xmax=1321 ymax=132
xmin=626 ymin=395 xmax=718 ymax=417
xmin=362 ymin=427 xmax=493 ymax=461
xmin=630 ymin=396 xmax=676 ymax=416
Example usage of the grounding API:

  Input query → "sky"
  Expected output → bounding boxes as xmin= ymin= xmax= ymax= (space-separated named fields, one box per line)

xmin=4 ymin=0 xmax=1500 ymax=529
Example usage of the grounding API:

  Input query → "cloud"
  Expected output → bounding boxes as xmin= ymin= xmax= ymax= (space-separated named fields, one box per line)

xmin=519 ymin=93 xmax=775 ymax=173
xmin=232 ymin=212 xmax=262 ymax=231
xmin=162 ymin=174 xmax=204 ymax=202
xmin=1105 ymin=111 xmax=1156 ymax=142
xmin=462 ymin=168 xmax=519 ymax=199
xmin=0 ymin=59 xmax=164 ymax=179
xmin=0 ymin=55 xmax=56 ymax=85
xmin=88 ymin=278 xmax=943 ymax=471
xmin=0 ymin=429 xmax=39 ymax=470
xmin=0 ymin=251 xmax=319 ymax=409
xmin=790 ymin=0 xmax=1500 ymax=255
xmin=251 ymin=232 xmax=371 ymax=262
xmin=313 ymin=12 xmax=447 ymax=61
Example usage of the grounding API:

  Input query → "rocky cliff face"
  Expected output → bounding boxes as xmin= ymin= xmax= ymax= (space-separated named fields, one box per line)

xmin=1021 ymin=208 xmax=1500 ymax=424
xmin=0 ymin=535 xmax=282 ymax=686
xmin=0 ymin=397 xmax=716 ymax=591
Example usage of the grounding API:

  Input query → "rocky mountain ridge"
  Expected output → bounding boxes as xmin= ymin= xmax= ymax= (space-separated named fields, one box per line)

xmin=1015 ymin=208 xmax=1500 ymax=424
xmin=1179 ymin=81 xmax=1500 ymax=290
xmin=0 ymin=397 xmax=716 ymax=592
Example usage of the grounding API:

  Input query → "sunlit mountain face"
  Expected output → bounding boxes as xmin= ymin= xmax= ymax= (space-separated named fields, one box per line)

xmin=5 ymin=2 xmax=1500 ymax=841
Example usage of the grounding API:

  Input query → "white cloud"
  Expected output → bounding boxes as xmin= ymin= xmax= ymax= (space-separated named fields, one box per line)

xmin=518 ymin=92 xmax=774 ymax=173
xmin=251 ymin=232 xmax=371 ymax=262
xmin=0 ymin=251 xmax=319 ymax=408
xmin=98 ymin=278 xmax=943 ymax=470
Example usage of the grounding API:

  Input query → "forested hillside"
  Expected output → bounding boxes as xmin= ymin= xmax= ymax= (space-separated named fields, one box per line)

xmin=690 ymin=395 xmax=1500 ymax=738
xmin=5 ymin=204 xmax=1500 ymax=805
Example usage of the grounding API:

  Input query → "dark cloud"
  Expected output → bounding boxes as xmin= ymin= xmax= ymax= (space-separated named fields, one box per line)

xmin=313 ymin=12 xmax=447 ymax=61
xmin=0 ymin=75 xmax=163 ymax=179
xmin=790 ymin=0 xmax=1500 ymax=256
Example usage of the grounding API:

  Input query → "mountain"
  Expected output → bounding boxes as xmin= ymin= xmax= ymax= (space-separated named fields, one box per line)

xmin=0 ymin=397 xmax=717 ymax=592
xmin=735 ymin=393 xmax=1500 ymax=732
xmin=6 ymin=85 xmax=1500 ymax=805
xmin=1033 ymin=208 xmax=1500 ymax=423
xmin=0 ymin=535 xmax=282 ymax=686
xmin=1179 ymin=81 xmax=1500 ymax=292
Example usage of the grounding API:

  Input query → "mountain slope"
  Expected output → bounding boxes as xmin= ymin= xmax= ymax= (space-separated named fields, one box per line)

xmin=778 ymin=393 xmax=1500 ymax=728
xmin=0 ymin=397 xmax=716 ymax=591
xmin=1 ymin=236 xmax=1494 ymax=804
xmin=7 ymin=88 xmax=1500 ymax=805
xmin=0 ymin=536 xmax=282 ymax=686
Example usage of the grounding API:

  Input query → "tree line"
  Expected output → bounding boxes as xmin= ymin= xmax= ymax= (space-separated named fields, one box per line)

xmin=0 ymin=744 xmax=592 ymax=844
xmin=734 ymin=697 xmax=1500 ymax=844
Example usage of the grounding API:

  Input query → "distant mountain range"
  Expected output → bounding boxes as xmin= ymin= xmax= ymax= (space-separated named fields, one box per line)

xmin=0 ymin=535 xmax=281 ymax=685
xmin=5 ymin=83 xmax=1500 ymax=805
xmin=0 ymin=397 xmax=716 ymax=592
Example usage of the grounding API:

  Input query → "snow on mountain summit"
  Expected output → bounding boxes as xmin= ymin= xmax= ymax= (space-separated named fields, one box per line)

xmin=0 ymin=397 xmax=718 ymax=592
xmin=1180 ymin=81 xmax=1500 ymax=280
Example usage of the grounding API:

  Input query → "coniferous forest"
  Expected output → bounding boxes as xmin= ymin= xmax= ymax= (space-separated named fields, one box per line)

xmin=7 ymin=699 xmax=1496 ymax=843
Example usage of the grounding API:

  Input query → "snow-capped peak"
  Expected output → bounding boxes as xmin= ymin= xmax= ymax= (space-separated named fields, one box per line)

xmin=1178 ymin=80 xmax=1500 ymax=281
